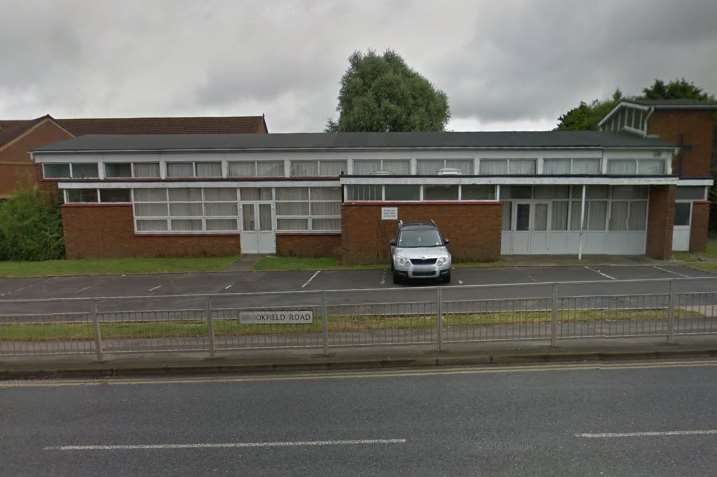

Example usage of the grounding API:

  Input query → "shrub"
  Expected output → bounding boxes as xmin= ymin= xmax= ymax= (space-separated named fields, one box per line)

xmin=0 ymin=189 xmax=64 ymax=261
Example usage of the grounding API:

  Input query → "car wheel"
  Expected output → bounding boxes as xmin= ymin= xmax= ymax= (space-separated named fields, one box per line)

xmin=443 ymin=272 xmax=451 ymax=284
xmin=393 ymin=271 xmax=402 ymax=284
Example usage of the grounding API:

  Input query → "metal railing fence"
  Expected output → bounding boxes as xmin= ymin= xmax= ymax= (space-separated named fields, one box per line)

xmin=2 ymin=277 xmax=717 ymax=360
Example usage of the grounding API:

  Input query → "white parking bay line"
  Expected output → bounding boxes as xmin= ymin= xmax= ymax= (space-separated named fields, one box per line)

xmin=148 ymin=284 xmax=162 ymax=292
xmin=584 ymin=266 xmax=616 ymax=280
xmin=576 ymin=429 xmax=717 ymax=439
xmin=301 ymin=270 xmax=321 ymax=288
xmin=224 ymin=283 xmax=233 ymax=290
xmin=44 ymin=438 xmax=407 ymax=451
xmin=653 ymin=265 xmax=690 ymax=278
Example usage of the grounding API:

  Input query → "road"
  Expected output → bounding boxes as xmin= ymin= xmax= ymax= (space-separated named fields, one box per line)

xmin=1 ymin=264 xmax=717 ymax=315
xmin=3 ymin=360 xmax=717 ymax=476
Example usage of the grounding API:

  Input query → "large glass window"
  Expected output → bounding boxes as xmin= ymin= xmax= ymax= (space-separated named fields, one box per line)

xmin=133 ymin=162 xmax=160 ymax=178
xmin=674 ymin=203 xmax=691 ymax=226
xmin=71 ymin=163 xmax=99 ymax=178
xmin=461 ymin=185 xmax=495 ymax=200
xmin=543 ymin=159 xmax=571 ymax=175
xmin=607 ymin=160 xmax=637 ymax=175
xmin=423 ymin=185 xmax=458 ymax=200
xmin=167 ymin=162 xmax=195 ymax=178
xmin=346 ymin=185 xmax=382 ymax=200
xmin=66 ymin=189 xmax=98 ymax=203
xmin=290 ymin=160 xmax=346 ymax=177
xmin=196 ymin=162 xmax=222 ymax=177
xmin=417 ymin=159 xmax=473 ymax=175
xmin=105 ymin=163 xmax=132 ymax=178
xmin=509 ymin=159 xmax=536 ymax=175
xmin=385 ymin=185 xmax=420 ymax=201
xmin=100 ymin=189 xmax=131 ymax=203
xmin=479 ymin=160 xmax=508 ymax=175
xmin=676 ymin=186 xmax=706 ymax=200
xmin=43 ymin=163 xmax=70 ymax=178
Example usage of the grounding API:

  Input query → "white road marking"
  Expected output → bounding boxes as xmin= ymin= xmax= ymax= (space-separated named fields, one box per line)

xmin=11 ymin=284 xmax=32 ymax=294
xmin=576 ymin=429 xmax=717 ymax=439
xmin=301 ymin=270 xmax=321 ymax=288
xmin=76 ymin=286 xmax=93 ymax=293
xmin=653 ymin=265 xmax=690 ymax=278
xmin=5 ymin=359 xmax=717 ymax=389
xmin=147 ymin=284 xmax=162 ymax=292
xmin=45 ymin=438 xmax=407 ymax=451
xmin=584 ymin=266 xmax=616 ymax=280
xmin=380 ymin=271 xmax=386 ymax=285
xmin=458 ymin=280 xmax=464 ymax=285
xmin=224 ymin=283 xmax=233 ymax=290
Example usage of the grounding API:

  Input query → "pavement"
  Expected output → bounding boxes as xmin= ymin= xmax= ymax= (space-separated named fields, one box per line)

xmin=3 ymin=358 xmax=717 ymax=476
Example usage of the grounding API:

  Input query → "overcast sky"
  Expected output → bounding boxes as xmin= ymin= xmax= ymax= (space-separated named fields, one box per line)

xmin=1 ymin=0 xmax=716 ymax=132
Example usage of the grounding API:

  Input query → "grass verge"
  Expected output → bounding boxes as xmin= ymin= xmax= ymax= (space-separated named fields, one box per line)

xmin=0 ymin=309 xmax=702 ymax=342
xmin=0 ymin=256 xmax=240 ymax=278
xmin=254 ymin=255 xmax=385 ymax=271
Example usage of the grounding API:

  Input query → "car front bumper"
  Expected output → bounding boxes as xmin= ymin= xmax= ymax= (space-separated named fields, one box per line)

xmin=394 ymin=263 xmax=451 ymax=279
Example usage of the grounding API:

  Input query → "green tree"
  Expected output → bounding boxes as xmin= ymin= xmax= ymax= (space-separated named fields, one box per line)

xmin=556 ymin=90 xmax=623 ymax=131
xmin=0 ymin=189 xmax=64 ymax=261
xmin=642 ymin=78 xmax=715 ymax=101
xmin=326 ymin=50 xmax=450 ymax=132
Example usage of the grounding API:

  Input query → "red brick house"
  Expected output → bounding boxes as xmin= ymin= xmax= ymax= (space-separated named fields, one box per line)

xmin=0 ymin=115 xmax=268 ymax=199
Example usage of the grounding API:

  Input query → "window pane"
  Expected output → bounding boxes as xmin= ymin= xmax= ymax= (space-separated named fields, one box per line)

xmin=462 ymin=184 xmax=495 ymax=200
xmin=607 ymin=160 xmax=636 ymax=175
xmin=133 ymin=188 xmax=166 ymax=202
xmin=629 ymin=201 xmax=647 ymax=230
xmin=66 ymin=189 xmax=98 ymax=202
xmin=257 ymin=161 xmax=284 ymax=177
xmin=133 ymin=162 xmax=160 ymax=178
xmin=609 ymin=201 xmax=629 ymax=231
xmin=99 ymin=189 xmax=131 ymax=203
xmin=676 ymin=186 xmax=706 ymax=200
xmin=319 ymin=160 xmax=347 ymax=176
xmin=543 ymin=159 xmax=570 ymax=175
xmin=385 ymin=185 xmax=420 ymax=200
xmin=353 ymin=160 xmax=381 ymax=175
xmin=71 ymin=163 xmax=98 ymax=178
xmin=167 ymin=162 xmax=195 ymax=177
xmin=586 ymin=186 xmax=609 ymax=199
xmin=134 ymin=203 xmax=168 ymax=217
xmin=516 ymin=204 xmax=530 ymax=230
xmin=105 ymin=163 xmax=132 ymax=178
xmin=171 ymin=219 xmax=203 ymax=231
xmin=206 ymin=219 xmax=238 ymax=231
xmin=290 ymin=161 xmax=318 ymax=176
xmin=277 ymin=218 xmax=308 ymax=230
xmin=240 ymin=188 xmax=272 ymax=200
xmin=276 ymin=202 xmax=309 ymax=215
xmin=136 ymin=219 xmax=167 ymax=232
xmin=534 ymin=203 xmax=548 ymax=231
xmin=423 ymin=185 xmax=458 ymax=200
xmin=587 ymin=201 xmax=607 ymax=230
xmin=551 ymin=201 xmax=569 ymax=230
xmin=241 ymin=204 xmax=255 ymax=230
xmin=312 ymin=218 xmax=341 ymax=231
xmin=502 ymin=186 xmax=532 ymax=199
xmin=612 ymin=186 xmax=648 ymax=199
xmin=276 ymin=187 xmax=309 ymax=201
xmin=674 ymin=202 xmax=691 ymax=226
xmin=416 ymin=159 xmax=444 ymax=175
xmin=347 ymin=185 xmax=381 ymax=200
xmin=204 ymin=202 xmax=237 ymax=216
xmin=509 ymin=159 xmax=536 ymax=175
xmin=169 ymin=188 xmax=202 ymax=201
xmin=310 ymin=187 xmax=341 ymax=201
xmin=203 ymin=188 xmax=236 ymax=201
xmin=228 ymin=161 xmax=255 ymax=177
xmin=258 ymin=204 xmax=272 ymax=231
xmin=572 ymin=159 xmax=601 ymax=174
xmin=196 ymin=162 xmax=222 ymax=177
xmin=382 ymin=160 xmax=410 ymax=174
xmin=570 ymin=201 xmax=583 ymax=231
xmin=310 ymin=202 xmax=340 ymax=216
xmin=502 ymin=201 xmax=512 ymax=230
xmin=44 ymin=163 xmax=70 ymax=178
xmin=445 ymin=159 xmax=473 ymax=174
xmin=638 ymin=159 xmax=665 ymax=175
xmin=534 ymin=185 xmax=570 ymax=199
xmin=169 ymin=203 xmax=203 ymax=216
xmin=479 ymin=159 xmax=507 ymax=175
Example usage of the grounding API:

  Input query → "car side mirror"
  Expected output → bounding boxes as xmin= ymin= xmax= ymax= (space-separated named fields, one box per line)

xmin=444 ymin=239 xmax=450 ymax=245
xmin=389 ymin=240 xmax=396 ymax=246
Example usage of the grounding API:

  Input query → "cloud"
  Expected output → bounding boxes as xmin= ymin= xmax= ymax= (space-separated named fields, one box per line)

xmin=0 ymin=0 xmax=715 ymax=132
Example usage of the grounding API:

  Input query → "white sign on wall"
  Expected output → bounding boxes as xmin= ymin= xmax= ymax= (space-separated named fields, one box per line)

xmin=381 ymin=207 xmax=398 ymax=221
xmin=239 ymin=310 xmax=313 ymax=324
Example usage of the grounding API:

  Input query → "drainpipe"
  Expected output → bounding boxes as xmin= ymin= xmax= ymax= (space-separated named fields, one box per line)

xmin=578 ymin=184 xmax=586 ymax=260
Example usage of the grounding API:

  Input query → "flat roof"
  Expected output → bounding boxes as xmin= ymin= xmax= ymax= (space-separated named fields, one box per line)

xmin=33 ymin=131 xmax=675 ymax=153
xmin=623 ymin=98 xmax=717 ymax=110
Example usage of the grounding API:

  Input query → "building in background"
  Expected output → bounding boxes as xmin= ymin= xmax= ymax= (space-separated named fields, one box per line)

xmin=30 ymin=100 xmax=715 ymax=262
xmin=0 ymin=115 xmax=268 ymax=199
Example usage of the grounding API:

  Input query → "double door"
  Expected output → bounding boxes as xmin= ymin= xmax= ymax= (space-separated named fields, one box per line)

xmin=511 ymin=202 xmax=550 ymax=253
xmin=240 ymin=202 xmax=275 ymax=254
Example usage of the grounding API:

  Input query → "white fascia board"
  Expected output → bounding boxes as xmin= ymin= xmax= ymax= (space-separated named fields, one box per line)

xmin=597 ymin=101 xmax=651 ymax=127
xmin=676 ymin=178 xmax=714 ymax=186
xmin=340 ymin=176 xmax=679 ymax=186
xmin=57 ymin=180 xmax=341 ymax=189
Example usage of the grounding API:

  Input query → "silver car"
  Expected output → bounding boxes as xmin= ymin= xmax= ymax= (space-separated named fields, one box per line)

xmin=390 ymin=221 xmax=451 ymax=284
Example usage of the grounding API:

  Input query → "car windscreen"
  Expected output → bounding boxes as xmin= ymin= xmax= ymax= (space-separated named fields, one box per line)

xmin=398 ymin=229 xmax=443 ymax=247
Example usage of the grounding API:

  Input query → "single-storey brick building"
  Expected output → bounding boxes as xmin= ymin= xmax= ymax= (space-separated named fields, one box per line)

xmin=31 ymin=100 xmax=715 ymax=262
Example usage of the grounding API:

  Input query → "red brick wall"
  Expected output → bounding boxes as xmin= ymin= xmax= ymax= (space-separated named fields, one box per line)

xmin=276 ymin=234 xmax=341 ymax=257
xmin=340 ymin=202 xmax=502 ymax=264
xmin=647 ymin=110 xmax=714 ymax=178
xmin=690 ymin=200 xmax=710 ymax=253
xmin=0 ymin=119 xmax=72 ymax=198
xmin=646 ymin=185 xmax=675 ymax=259
xmin=62 ymin=205 xmax=242 ymax=258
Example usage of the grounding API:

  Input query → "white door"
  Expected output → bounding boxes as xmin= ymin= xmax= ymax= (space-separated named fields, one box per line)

xmin=531 ymin=202 xmax=550 ymax=252
xmin=672 ymin=202 xmax=691 ymax=252
xmin=511 ymin=202 xmax=532 ymax=254
xmin=240 ymin=202 xmax=276 ymax=254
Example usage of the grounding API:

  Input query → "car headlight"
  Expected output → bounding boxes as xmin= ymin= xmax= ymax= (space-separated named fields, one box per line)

xmin=436 ymin=256 xmax=448 ymax=265
xmin=396 ymin=256 xmax=409 ymax=266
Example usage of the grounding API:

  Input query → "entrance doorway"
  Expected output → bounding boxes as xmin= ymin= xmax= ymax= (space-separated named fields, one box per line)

xmin=240 ymin=202 xmax=276 ymax=253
